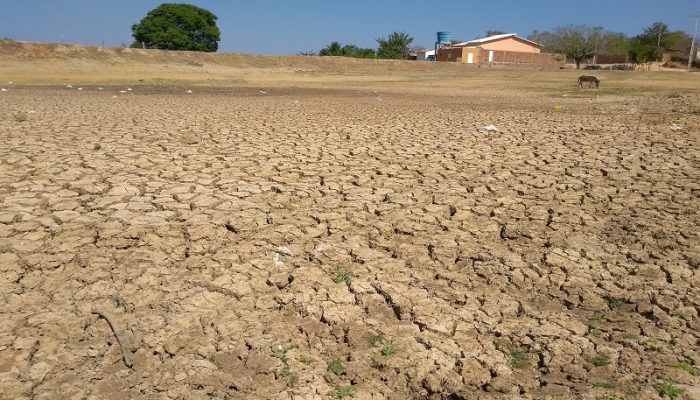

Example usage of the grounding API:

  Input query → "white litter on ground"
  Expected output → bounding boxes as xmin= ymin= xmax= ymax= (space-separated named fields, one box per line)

xmin=186 ymin=90 xmax=193 ymax=94
xmin=1 ymin=88 xmax=7 ymax=92
xmin=670 ymin=123 xmax=682 ymax=132
xmin=478 ymin=125 xmax=499 ymax=132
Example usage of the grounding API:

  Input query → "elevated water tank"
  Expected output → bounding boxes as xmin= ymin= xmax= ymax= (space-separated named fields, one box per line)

xmin=437 ymin=31 xmax=452 ymax=44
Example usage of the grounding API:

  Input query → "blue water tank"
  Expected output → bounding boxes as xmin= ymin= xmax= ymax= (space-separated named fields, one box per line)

xmin=437 ymin=31 xmax=451 ymax=44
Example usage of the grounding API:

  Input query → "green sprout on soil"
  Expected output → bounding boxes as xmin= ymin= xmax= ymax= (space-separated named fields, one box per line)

xmin=656 ymin=381 xmax=684 ymax=399
xmin=271 ymin=352 xmax=289 ymax=364
xmin=643 ymin=339 xmax=663 ymax=352
xmin=605 ymin=297 xmax=627 ymax=309
xmin=281 ymin=366 xmax=299 ymax=388
xmin=590 ymin=328 xmax=604 ymax=336
xmin=588 ymin=313 xmax=605 ymax=321
xmin=367 ymin=335 xmax=384 ymax=347
xmin=380 ymin=344 xmax=396 ymax=357
xmin=328 ymin=358 xmax=345 ymax=375
xmin=297 ymin=355 xmax=314 ymax=365
xmin=332 ymin=386 xmax=353 ymax=399
xmin=670 ymin=310 xmax=688 ymax=320
xmin=590 ymin=353 xmax=610 ymax=367
xmin=334 ymin=269 xmax=352 ymax=284
xmin=591 ymin=380 xmax=617 ymax=389
xmin=508 ymin=345 xmax=529 ymax=369
xmin=271 ymin=345 xmax=298 ymax=365
xmin=674 ymin=362 xmax=696 ymax=375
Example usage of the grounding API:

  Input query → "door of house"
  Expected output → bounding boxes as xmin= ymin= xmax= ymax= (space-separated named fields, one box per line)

xmin=467 ymin=53 xmax=474 ymax=64
xmin=488 ymin=50 xmax=494 ymax=63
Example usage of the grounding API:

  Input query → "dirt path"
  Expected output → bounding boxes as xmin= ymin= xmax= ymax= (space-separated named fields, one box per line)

xmin=0 ymin=79 xmax=698 ymax=399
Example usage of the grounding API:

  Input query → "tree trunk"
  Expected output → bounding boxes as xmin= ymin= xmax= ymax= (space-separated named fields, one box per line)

xmin=575 ymin=58 xmax=581 ymax=69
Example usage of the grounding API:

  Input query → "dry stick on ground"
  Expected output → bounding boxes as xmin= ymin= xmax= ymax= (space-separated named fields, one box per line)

xmin=91 ymin=307 xmax=134 ymax=368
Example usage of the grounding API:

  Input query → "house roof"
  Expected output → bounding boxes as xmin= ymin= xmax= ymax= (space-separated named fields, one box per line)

xmin=453 ymin=33 xmax=541 ymax=48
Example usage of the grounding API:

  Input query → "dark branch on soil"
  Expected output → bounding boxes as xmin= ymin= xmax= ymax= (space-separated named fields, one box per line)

xmin=91 ymin=307 xmax=134 ymax=368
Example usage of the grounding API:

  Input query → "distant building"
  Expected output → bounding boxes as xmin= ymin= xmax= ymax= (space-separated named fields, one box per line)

xmin=452 ymin=33 xmax=541 ymax=53
xmin=436 ymin=33 xmax=562 ymax=66
xmin=415 ymin=49 xmax=436 ymax=61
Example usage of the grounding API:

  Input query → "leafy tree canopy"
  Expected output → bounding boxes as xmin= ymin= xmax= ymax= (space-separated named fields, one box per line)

xmin=319 ymin=42 xmax=377 ymax=59
xmin=131 ymin=3 xmax=220 ymax=52
xmin=628 ymin=22 xmax=692 ymax=63
xmin=376 ymin=32 xmax=414 ymax=60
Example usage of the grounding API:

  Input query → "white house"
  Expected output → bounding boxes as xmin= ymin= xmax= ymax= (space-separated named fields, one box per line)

xmin=415 ymin=49 xmax=436 ymax=61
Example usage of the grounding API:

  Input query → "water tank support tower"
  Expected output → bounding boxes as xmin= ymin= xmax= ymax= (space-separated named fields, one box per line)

xmin=434 ymin=31 xmax=452 ymax=61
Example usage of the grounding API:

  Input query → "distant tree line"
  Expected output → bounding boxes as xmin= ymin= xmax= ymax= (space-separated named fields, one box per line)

xmin=124 ymin=3 xmax=695 ymax=69
xmin=528 ymin=22 xmax=694 ymax=68
xmin=303 ymin=32 xmax=414 ymax=60
xmin=304 ymin=23 xmax=694 ymax=69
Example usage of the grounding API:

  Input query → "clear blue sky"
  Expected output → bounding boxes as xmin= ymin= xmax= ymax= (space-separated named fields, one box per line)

xmin=1 ymin=0 xmax=697 ymax=54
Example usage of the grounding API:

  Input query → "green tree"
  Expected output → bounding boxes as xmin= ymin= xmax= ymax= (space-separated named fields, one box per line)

xmin=340 ymin=44 xmax=377 ymax=59
xmin=628 ymin=22 xmax=671 ymax=63
xmin=131 ymin=3 xmax=220 ymax=52
xmin=376 ymin=32 xmax=414 ymax=59
xmin=666 ymin=30 xmax=693 ymax=51
xmin=599 ymin=32 xmax=630 ymax=55
xmin=319 ymin=42 xmax=376 ymax=59
xmin=319 ymin=41 xmax=343 ymax=56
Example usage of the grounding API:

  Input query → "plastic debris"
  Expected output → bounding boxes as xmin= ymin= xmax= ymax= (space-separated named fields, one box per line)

xmin=670 ymin=123 xmax=682 ymax=132
xmin=66 ymin=84 xmax=73 ymax=88
xmin=554 ymin=105 xmax=564 ymax=111
xmin=98 ymin=87 xmax=103 ymax=90
xmin=478 ymin=125 xmax=499 ymax=132
xmin=274 ymin=246 xmax=293 ymax=256
xmin=77 ymin=87 xmax=83 ymax=91
xmin=186 ymin=90 xmax=193 ymax=94
xmin=119 ymin=90 xmax=127 ymax=93
xmin=0 ymin=88 xmax=7 ymax=92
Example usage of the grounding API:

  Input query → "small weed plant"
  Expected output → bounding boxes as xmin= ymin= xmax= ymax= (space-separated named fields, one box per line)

xmin=656 ymin=381 xmax=684 ymax=399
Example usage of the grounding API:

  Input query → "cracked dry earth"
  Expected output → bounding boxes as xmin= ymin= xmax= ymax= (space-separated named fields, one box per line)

xmin=0 ymin=85 xmax=699 ymax=400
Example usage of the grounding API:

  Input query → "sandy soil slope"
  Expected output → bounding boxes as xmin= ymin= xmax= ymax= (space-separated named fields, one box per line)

xmin=0 ymin=41 xmax=699 ymax=400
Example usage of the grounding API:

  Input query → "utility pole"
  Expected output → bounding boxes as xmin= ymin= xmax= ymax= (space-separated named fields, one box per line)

xmin=690 ymin=15 xmax=699 ymax=70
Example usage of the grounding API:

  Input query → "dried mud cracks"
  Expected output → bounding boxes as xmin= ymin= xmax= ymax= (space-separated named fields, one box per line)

xmin=0 ymin=87 xmax=698 ymax=399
